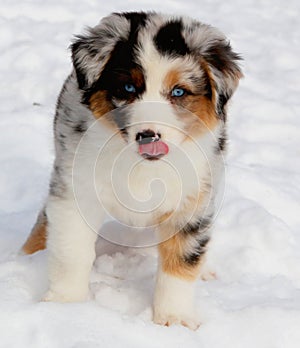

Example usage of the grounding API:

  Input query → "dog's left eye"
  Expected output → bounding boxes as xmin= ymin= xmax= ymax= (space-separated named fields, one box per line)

xmin=171 ymin=87 xmax=186 ymax=97
xmin=124 ymin=84 xmax=136 ymax=93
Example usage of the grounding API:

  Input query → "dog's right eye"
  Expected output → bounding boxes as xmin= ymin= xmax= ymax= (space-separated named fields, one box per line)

xmin=124 ymin=84 xmax=136 ymax=93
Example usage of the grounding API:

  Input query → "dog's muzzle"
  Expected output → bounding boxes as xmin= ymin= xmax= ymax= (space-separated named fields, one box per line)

xmin=136 ymin=129 xmax=169 ymax=160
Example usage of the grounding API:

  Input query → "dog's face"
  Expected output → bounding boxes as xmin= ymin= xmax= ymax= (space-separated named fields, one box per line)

xmin=71 ymin=12 xmax=242 ymax=160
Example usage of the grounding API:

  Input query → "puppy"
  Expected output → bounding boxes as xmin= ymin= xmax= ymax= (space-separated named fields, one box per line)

xmin=22 ymin=12 xmax=242 ymax=329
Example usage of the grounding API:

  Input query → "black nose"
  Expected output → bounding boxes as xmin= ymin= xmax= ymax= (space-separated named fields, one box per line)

xmin=136 ymin=129 xmax=161 ymax=144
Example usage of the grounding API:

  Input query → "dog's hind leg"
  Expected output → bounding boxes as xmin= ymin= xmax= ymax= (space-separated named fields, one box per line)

xmin=21 ymin=207 xmax=48 ymax=254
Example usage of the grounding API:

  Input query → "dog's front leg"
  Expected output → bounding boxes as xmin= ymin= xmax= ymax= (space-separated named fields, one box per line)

xmin=43 ymin=195 xmax=100 ymax=303
xmin=153 ymin=222 xmax=211 ymax=330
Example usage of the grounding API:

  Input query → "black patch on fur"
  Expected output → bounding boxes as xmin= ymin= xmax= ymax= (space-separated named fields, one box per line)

xmin=154 ymin=20 xmax=190 ymax=56
xmin=56 ymin=131 xmax=66 ymax=151
xmin=82 ymin=13 xmax=147 ymax=105
xmin=217 ymin=132 xmax=227 ymax=152
xmin=117 ymin=11 xmax=148 ymax=28
xmin=216 ymin=92 xmax=231 ymax=121
xmin=120 ymin=127 xmax=128 ymax=137
xmin=183 ymin=236 xmax=210 ymax=266
xmin=218 ymin=93 xmax=229 ymax=115
xmin=182 ymin=216 xmax=212 ymax=236
xmin=58 ymin=132 xmax=66 ymax=139
xmin=205 ymin=42 xmax=241 ymax=76
xmin=181 ymin=217 xmax=212 ymax=265
xmin=119 ymin=126 xmax=129 ymax=142
xmin=73 ymin=120 xmax=87 ymax=133
xmin=49 ymin=164 xmax=65 ymax=198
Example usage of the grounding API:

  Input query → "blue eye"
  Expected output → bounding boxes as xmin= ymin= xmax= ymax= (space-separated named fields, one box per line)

xmin=171 ymin=87 xmax=185 ymax=97
xmin=124 ymin=84 xmax=136 ymax=93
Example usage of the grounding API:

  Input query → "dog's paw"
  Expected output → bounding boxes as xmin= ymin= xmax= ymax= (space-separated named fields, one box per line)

xmin=42 ymin=290 xmax=71 ymax=302
xmin=199 ymin=262 xmax=217 ymax=281
xmin=42 ymin=289 xmax=87 ymax=303
xmin=200 ymin=270 xmax=216 ymax=281
xmin=153 ymin=312 xmax=200 ymax=330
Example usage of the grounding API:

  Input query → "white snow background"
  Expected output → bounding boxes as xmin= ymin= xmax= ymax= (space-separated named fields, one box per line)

xmin=1 ymin=0 xmax=300 ymax=347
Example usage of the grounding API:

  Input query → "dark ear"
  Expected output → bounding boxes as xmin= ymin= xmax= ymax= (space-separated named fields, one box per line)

xmin=182 ymin=22 xmax=242 ymax=117
xmin=71 ymin=37 xmax=93 ymax=90
xmin=70 ymin=14 xmax=130 ymax=90
xmin=203 ymin=40 xmax=243 ymax=117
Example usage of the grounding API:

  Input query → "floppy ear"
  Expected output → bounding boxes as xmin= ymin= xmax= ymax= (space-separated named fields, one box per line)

xmin=71 ymin=14 xmax=130 ymax=90
xmin=182 ymin=22 xmax=242 ymax=118
xmin=203 ymin=40 xmax=243 ymax=117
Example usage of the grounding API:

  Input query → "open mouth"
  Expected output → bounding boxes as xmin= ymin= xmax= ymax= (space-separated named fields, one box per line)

xmin=137 ymin=135 xmax=169 ymax=160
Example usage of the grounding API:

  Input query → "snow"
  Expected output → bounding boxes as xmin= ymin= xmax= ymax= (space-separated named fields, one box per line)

xmin=1 ymin=0 xmax=300 ymax=347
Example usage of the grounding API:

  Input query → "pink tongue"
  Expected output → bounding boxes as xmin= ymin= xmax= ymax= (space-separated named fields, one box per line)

xmin=139 ymin=140 xmax=169 ymax=157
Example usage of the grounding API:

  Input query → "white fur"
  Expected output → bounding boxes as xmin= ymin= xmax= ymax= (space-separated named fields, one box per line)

xmin=153 ymin=268 xmax=200 ymax=330
xmin=70 ymin=105 xmax=220 ymax=229
xmin=44 ymin=195 xmax=102 ymax=302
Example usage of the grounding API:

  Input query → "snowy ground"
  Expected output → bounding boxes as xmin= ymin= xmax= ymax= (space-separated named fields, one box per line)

xmin=1 ymin=0 xmax=300 ymax=347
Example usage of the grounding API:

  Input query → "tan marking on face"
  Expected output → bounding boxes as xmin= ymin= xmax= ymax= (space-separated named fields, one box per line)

xmin=182 ymin=94 xmax=218 ymax=131
xmin=163 ymin=69 xmax=193 ymax=100
xmin=164 ymin=68 xmax=219 ymax=136
xmin=22 ymin=215 xmax=47 ymax=254
xmin=89 ymin=91 xmax=114 ymax=119
xmin=130 ymin=68 xmax=145 ymax=89
xmin=163 ymin=70 xmax=181 ymax=90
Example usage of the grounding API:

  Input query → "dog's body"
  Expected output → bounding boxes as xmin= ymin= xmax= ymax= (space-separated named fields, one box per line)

xmin=22 ymin=12 xmax=242 ymax=329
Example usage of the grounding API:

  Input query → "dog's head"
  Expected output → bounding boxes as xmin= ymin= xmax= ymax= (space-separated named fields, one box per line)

xmin=71 ymin=12 xmax=242 ymax=160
